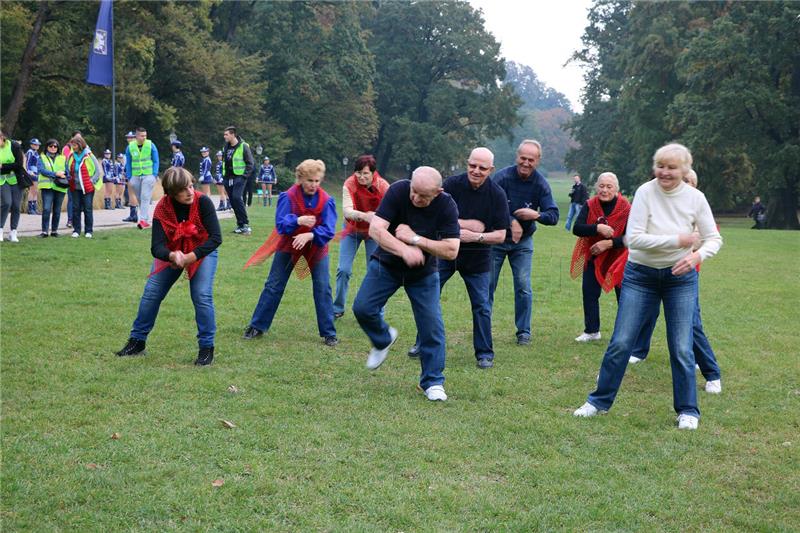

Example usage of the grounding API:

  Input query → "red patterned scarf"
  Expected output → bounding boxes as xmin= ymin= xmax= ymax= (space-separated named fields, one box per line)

xmin=341 ymin=172 xmax=389 ymax=238
xmin=150 ymin=191 xmax=209 ymax=279
xmin=570 ymin=193 xmax=631 ymax=292
xmin=244 ymin=184 xmax=331 ymax=279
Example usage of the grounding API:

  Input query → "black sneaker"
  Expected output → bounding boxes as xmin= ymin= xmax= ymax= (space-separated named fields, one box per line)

xmin=194 ymin=346 xmax=214 ymax=366
xmin=323 ymin=336 xmax=339 ymax=347
xmin=38 ymin=232 xmax=48 ymax=238
xmin=116 ymin=338 xmax=146 ymax=356
xmin=516 ymin=334 xmax=531 ymax=346
xmin=242 ymin=326 xmax=263 ymax=339
xmin=477 ymin=358 xmax=494 ymax=369
xmin=407 ymin=344 xmax=420 ymax=358
xmin=50 ymin=232 xmax=59 ymax=237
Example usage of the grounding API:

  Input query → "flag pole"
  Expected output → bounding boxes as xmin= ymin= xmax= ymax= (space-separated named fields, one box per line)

xmin=111 ymin=0 xmax=115 ymax=157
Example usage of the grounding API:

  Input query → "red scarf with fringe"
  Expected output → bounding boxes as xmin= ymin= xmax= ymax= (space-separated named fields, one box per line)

xmin=569 ymin=194 xmax=630 ymax=292
xmin=341 ymin=172 xmax=389 ymax=238
xmin=150 ymin=191 xmax=208 ymax=279
xmin=244 ymin=184 xmax=330 ymax=279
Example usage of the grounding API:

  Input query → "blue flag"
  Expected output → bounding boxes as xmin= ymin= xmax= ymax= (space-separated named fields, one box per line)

xmin=86 ymin=0 xmax=113 ymax=86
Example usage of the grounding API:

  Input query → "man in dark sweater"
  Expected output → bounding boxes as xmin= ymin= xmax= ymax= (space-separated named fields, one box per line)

xmin=490 ymin=139 xmax=559 ymax=345
xmin=565 ymin=174 xmax=589 ymax=231
xmin=221 ymin=126 xmax=254 ymax=235
xmin=407 ymin=148 xmax=509 ymax=368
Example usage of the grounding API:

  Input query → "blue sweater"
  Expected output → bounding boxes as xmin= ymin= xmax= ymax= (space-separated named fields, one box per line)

xmin=274 ymin=189 xmax=337 ymax=248
xmin=124 ymin=142 xmax=160 ymax=177
xmin=492 ymin=165 xmax=559 ymax=242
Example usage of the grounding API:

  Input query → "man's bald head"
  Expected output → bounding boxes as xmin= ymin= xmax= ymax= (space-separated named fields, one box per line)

xmin=410 ymin=166 xmax=443 ymax=207
xmin=470 ymin=147 xmax=494 ymax=166
xmin=467 ymin=147 xmax=495 ymax=189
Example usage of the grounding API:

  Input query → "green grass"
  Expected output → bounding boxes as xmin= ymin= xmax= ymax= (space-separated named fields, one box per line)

xmin=2 ymin=185 xmax=799 ymax=531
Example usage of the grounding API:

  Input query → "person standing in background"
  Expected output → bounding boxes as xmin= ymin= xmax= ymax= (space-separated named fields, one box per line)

xmin=220 ymin=126 xmax=254 ymax=234
xmin=170 ymin=140 xmax=185 ymax=168
xmin=213 ymin=150 xmax=229 ymax=212
xmin=125 ymin=127 xmax=160 ymax=229
xmin=564 ymin=174 xmax=589 ymax=231
xmin=25 ymin=138 xmax=41 ymax=215
xmin=101 ymin=149 xmax=115 ymax=209
xmin=198 ymin=147 xmax=213 ymax=196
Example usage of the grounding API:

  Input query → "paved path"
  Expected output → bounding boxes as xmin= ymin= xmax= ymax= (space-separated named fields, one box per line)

xmin=10 ymin=195 xmax=235 ymax=237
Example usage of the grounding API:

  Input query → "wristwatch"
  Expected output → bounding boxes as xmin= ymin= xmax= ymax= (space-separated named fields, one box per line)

xmin=411 ymin=234 xmax=421 ymax=245
xmin=478 ymin=233 xmax=485 ymax=243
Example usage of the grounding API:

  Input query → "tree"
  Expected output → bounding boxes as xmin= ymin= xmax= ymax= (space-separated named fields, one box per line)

xmin=369 ymin=1 xmax=519 ymax=176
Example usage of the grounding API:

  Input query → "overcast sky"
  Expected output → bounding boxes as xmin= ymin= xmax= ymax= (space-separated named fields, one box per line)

xmin=468 ymin=0 xmax=593 ymax=112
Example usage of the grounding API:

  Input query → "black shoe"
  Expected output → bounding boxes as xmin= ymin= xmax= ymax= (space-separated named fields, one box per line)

xmin=116 ymin=338 xmax=146 ymax=356
xmin=407 ymin=344 xmax=420 ymax=357
xmin=334 ymin=312 xmax=344 ymax=319
xmin=194 ymin=346 xmax=214 ymax=366
xmin=242 ymin=326 xmax=263 ymax=339
xmin=516 ymin=334 xmax=531 ymax=346
xmin=50 ymin=232 xmax=59 ymax=237
xmin=38 ymin=232 xmax=48 ymax=238
xmin=323 ymin=336 xmax=339 ymax=347
xmin=477 ymin=358 xmax=494 ymax=369
xmin=122 ymin=215 xmax=136 ymax=222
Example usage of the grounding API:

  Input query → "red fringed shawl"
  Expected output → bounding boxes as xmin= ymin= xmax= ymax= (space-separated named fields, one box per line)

xmin=244 ymin=184 xmax=331 ymax=279
xmin=150 ymin=191 xmax=209 ymax=279
xmin=341 ymin=172 xmax=389 ymax=238
xmin=569 ymin=193 xmax=631 ymax=292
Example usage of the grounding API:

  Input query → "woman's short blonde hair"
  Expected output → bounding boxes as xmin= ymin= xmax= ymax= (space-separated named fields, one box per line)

xmin=596 ymin=171 xmax=619 ymax=192
xmin=653 ymin=143 xmax=693 ymax=175
xmin=162 ymin=166 xmax=194 ymax=197
xmin=684 ymin=169 xmax=698 ymax=188
xmin=295 ymin=159 xmax=325 ymax=182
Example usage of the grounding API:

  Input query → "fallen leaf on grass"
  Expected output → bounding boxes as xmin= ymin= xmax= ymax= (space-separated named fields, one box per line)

xmin=211 ymin=479 xmax=224 ymax=487
xmin=220 ymin=419 xmax=236 ymax=429
xmin=86 ymin=463 xmax=101 ymax=470
xmin=110 ymin=432 xmax=121 ymax=440
xmin=227 ymin=385 xmax=240 ymax=394
xmin=783 ymin=441 xmax=792 ymax=447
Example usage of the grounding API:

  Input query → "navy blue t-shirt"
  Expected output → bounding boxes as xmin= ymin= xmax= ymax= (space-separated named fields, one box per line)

xmin=373 ymin=180 xmax=460 ymax=279
xmin=440 ymin=173 xmax=509 ymax=274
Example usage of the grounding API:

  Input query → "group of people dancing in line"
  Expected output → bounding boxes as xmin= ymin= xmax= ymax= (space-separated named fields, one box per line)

xmin=109 ymin=131 xmax=722 ymax=430
xmin=0 ymin=125 xmax=280 ymax=241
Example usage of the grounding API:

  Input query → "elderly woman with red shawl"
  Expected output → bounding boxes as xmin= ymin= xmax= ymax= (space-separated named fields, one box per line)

xmin=333 ymin=155 xmax=390 ymax=319
xmin=242 ymin=159 xmax=338 ymax=346
xmin=116 ymin=167 xmax=222 ymax=365
xmin=570 ymin=172 xmax=630 ymax=343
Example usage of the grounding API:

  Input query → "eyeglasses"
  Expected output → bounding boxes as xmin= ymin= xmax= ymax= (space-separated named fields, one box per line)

xmin=47 ymin=144 xmax=59 ymax=148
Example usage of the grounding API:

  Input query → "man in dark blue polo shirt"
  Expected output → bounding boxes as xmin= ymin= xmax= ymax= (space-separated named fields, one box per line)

xmin=407 ymin=148 xmax=509 ymax=368
xmin=352 ymin=167 xmax=460 ymax=401
xmin=491 ymin=139 xmax=559 ymax=345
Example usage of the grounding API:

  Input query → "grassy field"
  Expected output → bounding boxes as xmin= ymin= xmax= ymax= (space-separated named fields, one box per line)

xmin=2 ymin=176 xmax=799 ymax=531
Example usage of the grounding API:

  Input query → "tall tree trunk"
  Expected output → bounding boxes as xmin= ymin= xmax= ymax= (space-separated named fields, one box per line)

xmin=766 ymin=183 xmax=800 ymax=229
xmin=2 ymin=2 xmax=50 ymax=136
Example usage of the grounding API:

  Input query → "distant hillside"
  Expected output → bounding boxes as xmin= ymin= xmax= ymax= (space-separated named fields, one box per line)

xmin=486 ymin=61 xmax=577 ymax=172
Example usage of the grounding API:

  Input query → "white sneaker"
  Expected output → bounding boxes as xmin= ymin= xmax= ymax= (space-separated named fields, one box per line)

xmin=423 ymin=385 xmax=447 ymax=401
xmin=71 ymin=232 xmax=79 ymax=238
xmin=629 ymin=356 xmax=643 ymax=364
xmin=575 ymin=332 xmax=602 ymax=342
xmin=695 ymin=364 xmax=700 ymax=371
xmin=85 ymin=232 xmax=93 ymax=239
xmin=9 ymin=230 xmax=19 ymax=242
xmin=705 ymin=379 xmax=722 ymax=394
xmin=366 ymin=327 xmax=398 ymax=370
xmin=573 ymin=401 xmax=606 ymax=417
xmin=0 ymin=229 xmax=3 ymax=241
xmin=677 ymin=414 xmax=699 ymax=430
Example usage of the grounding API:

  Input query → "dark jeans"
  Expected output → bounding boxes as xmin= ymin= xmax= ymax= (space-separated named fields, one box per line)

xmin=249 ymin=251 xmax=336 ymax=338
xmin=130 ymin=250 xmax=218 ymax=348
xmin=582 ymin=259 xmax=621 ymax=334
xmin=587 ymin=262 xmax=700 ymax=417
xmin=0 ymin=182 xmax=21 ymax=230
xmin=70 ymin=189 xmax=94 ymax=234
xmin=353 ymin=259 xmax=445 ymax=390
xmin=245 ymin=174 xmax=256 ymax=206
xmin=41 ymin=188 xmax=66 ymax=233
xmin=224 ymin=177 xmax=248 ymax=226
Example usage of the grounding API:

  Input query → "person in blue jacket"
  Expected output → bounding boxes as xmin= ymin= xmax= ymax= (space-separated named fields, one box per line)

xmin=198 ymin=147 xmax=213 ymax=196
xmin=101 ymin=149 xmax=115 ymax=209
xmin=124 ymin=127 xmax=160 ymax=229
xmin=213 ymin=150 xmax=229 ymax=211
xmin=256 ymin=156 xmax=278 ymax=206
xmin=490 ymin=139 xmax=559 ymax=346
xmin=25 ymin=138 xmax=41 ymax=214
xmin=170 ymin=140 xmax=185 ymax=168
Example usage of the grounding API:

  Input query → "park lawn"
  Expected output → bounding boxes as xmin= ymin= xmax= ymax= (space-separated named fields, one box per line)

xmin=2 ymin=185 xmax=799 ymax=531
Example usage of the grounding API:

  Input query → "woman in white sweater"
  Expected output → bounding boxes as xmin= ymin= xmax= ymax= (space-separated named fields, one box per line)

xmin=573 ymin=143 xmax=722 ymax=430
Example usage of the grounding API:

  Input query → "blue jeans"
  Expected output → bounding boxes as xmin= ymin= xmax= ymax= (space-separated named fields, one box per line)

xmin=70 ymin=189 xmax=94 ymax=234
xmin=587 ymin=262 xmax=700 ymax=417
xmin=417 ymin=265 xmax=494 ymax=361
xmin=41 ymin=188 xmax=65 ymax=233
xmin=629 ymin=279 xmax=721 ymax=381
xmin=353 ymin=259 xmax=445 ymax=390
xmin=130 ymin=250 xmax=218 ymax=348
xmin=249 ymin=251 xmax=336 ymax=338
xmin=490 ymin=236 xmax=533 ymax=337
xmin=333 ymin=232 xmax=378 ymax=315
xmin=565 ymin=202 xmax=582 ymax=230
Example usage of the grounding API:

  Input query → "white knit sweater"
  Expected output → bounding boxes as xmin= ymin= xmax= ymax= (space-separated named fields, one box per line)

xmin=626 ymin=179 xmax=722 ymax=269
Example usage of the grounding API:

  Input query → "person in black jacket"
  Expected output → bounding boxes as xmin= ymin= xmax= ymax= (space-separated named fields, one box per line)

xmin=0 ymin=130 xmax=26 ymax=242
xmin=115 ymin=167 xmax=223 ymax=365
xmin=748 ymin=196 xmax=766 ymax=229
xmin=564 ymin=174 xmax=589 ymax=231
xmin=221 ymin=126 xmax=254 ymax=235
